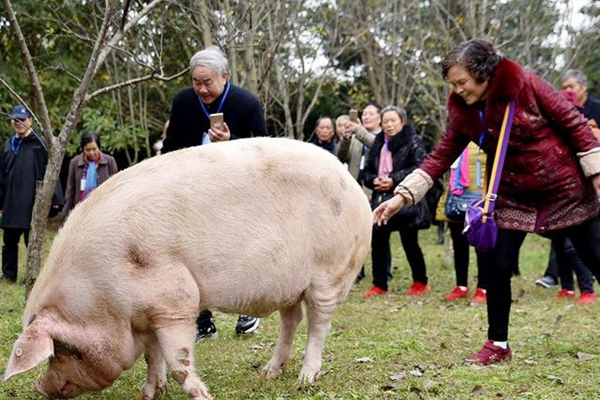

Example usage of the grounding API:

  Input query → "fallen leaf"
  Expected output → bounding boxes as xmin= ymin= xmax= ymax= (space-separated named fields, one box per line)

xmin=390 ymin=372 xmax=407 ymax=381
xmin=471 ymin=385 xmax=486 ymax=395
xmin=546 ymin=375 xmax=565 ymax=385
xmin=577 ymin=352 xmax=595 ymax=361
xmin=424 ymin=379 xmax=437 ymax=389
xmin=408 ymin=369 xmax=423 ymax=377
xmin=517 ymin=288 xmax=525 ymax=299
xmin=355 ymin=356 xmax=373 ymax=363
xmin=524 ymin=359 xmax=536 ymax=365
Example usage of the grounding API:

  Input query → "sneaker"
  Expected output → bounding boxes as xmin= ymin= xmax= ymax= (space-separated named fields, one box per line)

xmin=535 ymin=275 xmax=558 ymax=288
xmin=444 ymin=286 xmax=469 ymax=301
xmin=196 ymin=319 xmax=218 ymax=341
xmin=235 ymin=315 xmax=260 ymax=335
xmin=471 ymin=288 xmax=487 ymax=304
xmin=465 ymin=340 xmax=512 ymax=365
xmin=557 ymin=288 xmax=576 ymax=299
xmin=578 ymin=292 xmax=597 ymax=305
xmin=407 ymin=281 xmax=430 ymax=296
xmin=363 ymin=286 xmax=388 ymax=299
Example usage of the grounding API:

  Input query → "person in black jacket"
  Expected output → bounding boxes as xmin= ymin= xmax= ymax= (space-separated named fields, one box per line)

xmin=0 ymin=105 xmax=63 ymax=283
xmin=162 ymin=46 xmax=267 ymax=339
xmin=362 ymin=105 xmax=431 ymax=299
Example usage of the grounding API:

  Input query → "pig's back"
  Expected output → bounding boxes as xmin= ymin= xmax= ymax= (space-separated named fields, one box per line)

xmin=40 ymin=138 xmax=372 ymax=316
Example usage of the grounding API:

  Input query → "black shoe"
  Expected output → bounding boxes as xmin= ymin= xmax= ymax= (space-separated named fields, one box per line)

xmin=235 ymin=315 xmax=260 ymax=335
xmin=0 ymin=275 xmax=17 ymax=283
xmin=196 ymin=319 xmax=218 ymax=341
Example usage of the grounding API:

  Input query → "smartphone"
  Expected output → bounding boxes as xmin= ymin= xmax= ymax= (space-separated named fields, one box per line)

xmin=210 ymin=113 xmax=224 ymax=130
xmin=349 ymin=109 xmax=359 ymax=123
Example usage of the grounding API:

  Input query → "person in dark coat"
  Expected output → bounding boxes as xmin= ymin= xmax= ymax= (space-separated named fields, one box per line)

xmin=63 ymin=132 xmax=119 ymax=217
xmin=374 ymin=39 xmax=600 ymax=366
xmin=362 ymin=105 xmax=431 ymax=299
xmin=561 ymin=69 xmax=600 ymax=138
xmin=162 ymin=46 xmax=267 ymax=339
xmin=310 ymin=116 xmax=337 ymax=154
xmin=0 ymin=105 xmax=63 ymax=283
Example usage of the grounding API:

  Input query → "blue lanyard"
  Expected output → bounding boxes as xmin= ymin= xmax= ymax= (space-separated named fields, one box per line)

xmin=10 ymin=135 xmax=24 ymax=154
xmin=197 ymin=81 xmax=231 ymax=120
xmin=476 ymin=110 xmax=485 ymax=187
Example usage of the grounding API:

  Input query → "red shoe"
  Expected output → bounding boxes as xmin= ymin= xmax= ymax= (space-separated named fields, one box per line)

xmin=557 ymin=288 xmax=576 ymax=299
xmin=444 ymin=286 xmax=468 ymax=301
xmin=407 ymin=281 xmax=430 ymax=296
xmin=465 ymin=340 xmax=512 ymax=365
xmin=471 ymin=288 xmax=487 ymax=304
xmin=578 ymin=292 xmax=597 ymax=305
xmin=363 ymin=286 xmax=388 ymax=299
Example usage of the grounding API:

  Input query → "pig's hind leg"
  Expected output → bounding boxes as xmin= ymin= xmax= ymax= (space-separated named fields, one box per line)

xmin=138 ymin=335 xmax=167 ymax=399
xmin=298 ymin=295 xmax=337 ymax=384
xmin=156 ymin=324 xmax=213 ymax=400
xmin=260 ymin=302 xmax=303 ymax=379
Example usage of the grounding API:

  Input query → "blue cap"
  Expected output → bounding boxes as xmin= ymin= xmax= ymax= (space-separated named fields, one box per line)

xmin=10 ymin=104 xmax=32 ymax=120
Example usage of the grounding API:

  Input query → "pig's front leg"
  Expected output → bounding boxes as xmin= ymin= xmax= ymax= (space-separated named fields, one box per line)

xmin=138 ymin=335 xmax=167 ymax=399
xmin=260 ymin=303 xmax=303 ymax=379
xmin=298 ymin=299 xmax=335 ymax=385
xmin=156 ymin=323 xmax=213 ymax=400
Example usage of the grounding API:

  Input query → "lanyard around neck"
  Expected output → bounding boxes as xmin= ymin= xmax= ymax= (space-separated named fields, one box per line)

xmin=198 ymin=81 xmax=231 ymax=120
xmin=11 ymin=135 xmax=24 ymax=154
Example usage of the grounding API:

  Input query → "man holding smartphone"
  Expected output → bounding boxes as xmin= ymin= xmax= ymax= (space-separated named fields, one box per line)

xmin=162 ymin=46 xmax=267 ymax=339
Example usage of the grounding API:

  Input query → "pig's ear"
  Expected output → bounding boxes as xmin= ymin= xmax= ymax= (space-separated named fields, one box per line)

xmin=3 ymin=320 xmax=54 ymax=382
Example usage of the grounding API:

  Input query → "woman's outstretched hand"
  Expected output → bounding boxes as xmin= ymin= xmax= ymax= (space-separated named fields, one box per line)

xmin=373 ymin=194 xmax=405 ymax=226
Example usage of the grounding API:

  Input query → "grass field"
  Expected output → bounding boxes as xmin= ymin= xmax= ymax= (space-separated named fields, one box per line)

xmin=1 ymin=226 xmax=599 ymax=399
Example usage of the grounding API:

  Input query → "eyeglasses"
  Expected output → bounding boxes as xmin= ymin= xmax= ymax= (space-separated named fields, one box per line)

xmin=450 ymin=78 xmax=471 ymax=90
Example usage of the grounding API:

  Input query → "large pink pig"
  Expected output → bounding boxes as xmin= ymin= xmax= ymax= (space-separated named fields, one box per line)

xmin=3 ymin=138 xmax=372 ymax=399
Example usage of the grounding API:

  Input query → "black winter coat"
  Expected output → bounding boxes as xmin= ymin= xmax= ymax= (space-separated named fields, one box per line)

xmin=0 ymin=133 xmax=64 ymax=229
xmin=162 ymin=82 xmax=267 ymax=153
xmin=364 ymin=124 xmax=429 ymax=229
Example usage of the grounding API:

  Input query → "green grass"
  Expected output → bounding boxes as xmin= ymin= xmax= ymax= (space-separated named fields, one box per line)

xmin=2 ymin=227 xmax=600 ymax=399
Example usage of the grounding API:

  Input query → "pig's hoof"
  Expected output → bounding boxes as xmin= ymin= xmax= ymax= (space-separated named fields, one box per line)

xmin=137 ymin=383 xmax=166 ymax=399
xmin=297 ymin=368 xmax=320 ymax=386
xmin=260 ymin=363 xmax=281 ymax=379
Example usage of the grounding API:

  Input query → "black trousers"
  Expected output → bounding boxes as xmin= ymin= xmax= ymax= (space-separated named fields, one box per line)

xmin=371 ymin=225 xmax=427 ymax=291
xmin=488 ymin=217 xmax=600 ymax=341
xmin=2 ymin=228 xmax=29 ymax=281
xmin=554 ymin=238 xmax=594 ymax=293
xmin=448 ymin=222 xmax=488 ymax=289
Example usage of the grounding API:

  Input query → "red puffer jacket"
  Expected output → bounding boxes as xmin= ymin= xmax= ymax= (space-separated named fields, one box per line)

xmin=420 ymin=57 xmax=600 ymax=234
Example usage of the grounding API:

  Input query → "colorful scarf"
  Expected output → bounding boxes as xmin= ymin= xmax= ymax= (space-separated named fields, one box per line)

xmin=83 ymin=158 xmax=98 ymax=200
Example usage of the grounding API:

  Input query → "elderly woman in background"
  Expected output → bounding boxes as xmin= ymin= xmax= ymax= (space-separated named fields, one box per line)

xmin=311 ymin=116 xmax=337 ymax=154
xmin=374 ymin=39 xmax=600 ymax=365
xmin=63 ymin=132 xmax=118 ymax=217
xmin=363 ymin=105 xmax=431 ymax=299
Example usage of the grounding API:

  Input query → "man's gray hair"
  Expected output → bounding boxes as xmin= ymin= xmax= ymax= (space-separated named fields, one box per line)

xmin=381 ymin=105 xmax=407 ymax=122
xmin=562 ymin=69 xmax=588 ymax=85
xmin=336 ymin=115 xmax=349 ymax=124
xmin=190 ymin=46 xmax=228 ymax=74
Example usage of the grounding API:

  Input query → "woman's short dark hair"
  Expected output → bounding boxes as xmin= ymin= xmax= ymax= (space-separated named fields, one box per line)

xmin=441 ymin=39 xmax=503 ymax=83
xmin=363 ymin=102 xmax=382 ymax=115
xmin=80 ymin=132 xmax=101 ymax=151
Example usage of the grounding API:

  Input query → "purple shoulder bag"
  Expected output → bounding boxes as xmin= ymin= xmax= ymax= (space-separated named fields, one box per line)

xmin=463 ymin=101 xmax=515 ymax=252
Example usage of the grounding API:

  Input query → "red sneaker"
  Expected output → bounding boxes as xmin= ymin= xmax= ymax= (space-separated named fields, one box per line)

xmin=444 ymin=286 xmax=468 ymax=301
xmin=557 ymin=288 xmax=576 ymax=299
xmin=363 ymin=286 xmax=388 ymax=299
xmin=407 ymin=281 xmax=430 ymax=296
xmin=471 ymin=288 xmax=487 ymax=304
xmin=465 ymin=341 xmax=512 ymax=365
xmin=577 ymin=292 xmax=597 ymax=305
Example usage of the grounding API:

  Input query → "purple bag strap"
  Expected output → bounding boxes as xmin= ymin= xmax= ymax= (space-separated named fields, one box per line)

xmin=483 ymin=100 xmax=516 ymax=216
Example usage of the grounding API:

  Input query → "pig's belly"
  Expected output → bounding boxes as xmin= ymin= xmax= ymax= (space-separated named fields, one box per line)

xmin=199 ymin=277 xmax=308 ymax=317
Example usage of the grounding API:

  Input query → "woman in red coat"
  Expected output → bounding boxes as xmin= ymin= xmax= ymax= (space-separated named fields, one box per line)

xmin=374 ymin=39 xmax=600 ymax=365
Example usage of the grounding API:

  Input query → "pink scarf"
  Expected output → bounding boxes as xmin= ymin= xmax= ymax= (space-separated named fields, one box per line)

xmin=378 ymin=139 xmax=393 ymax=178
xmin=449 ymin=146 xmax=470 ymax=195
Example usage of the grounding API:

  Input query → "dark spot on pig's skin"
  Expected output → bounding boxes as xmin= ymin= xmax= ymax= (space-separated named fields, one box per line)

xmin=27 ymin=314 xmax=37 ymax=325
xmin=179 ymin=359 xmax=191 ymax=367
xmin=330 ymin=198 xmax=342 ymax=216
xmin=172 ymin=370 xmax=188 ymax=384
xmin=128 ymin=244 xmax=148 ymax=269
xmin=179 ymin=347 xmax=190 ymax=358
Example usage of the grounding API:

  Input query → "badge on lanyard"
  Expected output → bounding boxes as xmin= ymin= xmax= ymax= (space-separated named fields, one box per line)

xmin=80 ymin=179 xmax=87 ymax=191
